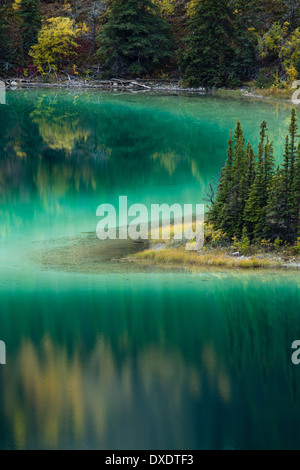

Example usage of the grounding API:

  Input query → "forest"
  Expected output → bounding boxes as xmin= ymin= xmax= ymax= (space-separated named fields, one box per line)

xmin=208 ymin=110 xmax=300 ymax=254
xmin=0 ymin=0 xmax=300 ymax=88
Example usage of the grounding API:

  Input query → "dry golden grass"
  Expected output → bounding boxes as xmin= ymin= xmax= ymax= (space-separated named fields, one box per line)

xmin=132 ymin=248 xmax=275 ymax=269
xmin=255 ymin=88 xmax=292 ymax=100
xmin=215 ymin=86 xmax=292 ymax=101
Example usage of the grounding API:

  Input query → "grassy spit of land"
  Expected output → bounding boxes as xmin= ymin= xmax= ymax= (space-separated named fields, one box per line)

xmin=130 ymin=247 xmax=300 ymax=270
xmin=126 ymin=222 xmax=300 ymax=270
xmin=129 ymin=245 xmax=300 ymax=270
xmin=215 ymin=86 xmax=294 ymax=102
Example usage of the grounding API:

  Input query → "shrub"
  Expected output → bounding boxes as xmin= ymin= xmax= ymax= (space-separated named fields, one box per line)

xmin=30 ymin=17 xmax=88 ymax=72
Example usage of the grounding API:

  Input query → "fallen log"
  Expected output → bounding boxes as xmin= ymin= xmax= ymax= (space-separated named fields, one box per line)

xmin=130 ymin=81 xmax=151 ymax=89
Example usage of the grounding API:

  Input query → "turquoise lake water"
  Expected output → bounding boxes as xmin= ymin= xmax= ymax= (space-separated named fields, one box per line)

xmin=0 ymin=89 xmax=300 ymax=449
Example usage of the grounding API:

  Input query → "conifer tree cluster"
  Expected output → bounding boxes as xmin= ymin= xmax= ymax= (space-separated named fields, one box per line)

xmin=1 ymin=0 xmax=300 ymax=84
xmin=209 ymin=110 xmax=300 ymax=245
xmin=20 ymin=0 xmax=41 ymax=56
xmin=0 ymin=5 xmax=10 ymax=72
xmin=180 ymin=0 xmax=257 ymax=87
xmin=97 ymin=0 xmax=173 ymax=77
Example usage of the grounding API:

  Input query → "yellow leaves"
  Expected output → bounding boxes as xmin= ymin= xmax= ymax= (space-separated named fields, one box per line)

xmin=186 ymin=0 xmax=199 ymax=17
xmin=76 ymin=22 xmax=89 ymax=35
xmin=29 ymin=17 xmax=88 ymax=71
xmin=294 ymin=238 xmax=300 ymax=254
xmin=280 ymin=28 xmax=300 ymax=83
xmin=152 ymin=0 xmax=175 ymax=17
xmin=258 ymin=22 xmax=283 ymax=60
xmin=273 ymin=70 xmax=280 ymax=89
xmin=14 ymin=145 xmax=27 ymax=159
xmin=259 ymin=21 xmax=300 ymax=83
xmin=30 ymin=96 xmax=91 ymax=153
xmin=283 ymin=21 xmax=290 ymax=37
xmin=247 ymin=27 xmax=258 ymax=40
xmin=12 ymin=0 xmax=21 ymax=11
xmin=63 ymin=0 xmax=72 ymax=13
xmin=285 ymin=65 xmax=298 ymax=83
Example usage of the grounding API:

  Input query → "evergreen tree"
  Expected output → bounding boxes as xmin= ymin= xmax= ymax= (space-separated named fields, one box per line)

xmin=20 ymin=0 xmax=41 ymax=56
xmin=241 ymin=141 xmax=256 ymax=232
xmin=266 ymin=166 xmax=287 ymax=241
xmin=97 ymin=0 xmax=173 ymax=77
xmin=210 ymin=110 xmax=300 ymax=247
xmin=0 ymin=6 xmax=11 ymax=72
xmin=232 ymin=0 xmax=260 ymax=80
xmin=289 ymin=109 xmax=297 ymax=187
xmin=240 ymin=225 xmax=251 ymax=253
xmin=228 ymin=121 xmax=248 ymax=237
xmin=288 ymin=109 xmax=298 ymax=237
xmin=293 ymin=144 xmax=300 ymax=236
xmin=279 ymin=110 xmax=298 ymax=240
xmin=210 ymin=121 xmax=252 ymax=239
xmin=245 ymin=142 xmax=256 ymax=194
xmin=258 ymin=136 xmax=275 ymax=237
xmin=244 ymin=121 xmax=268 ymax=240
xmin=181 ymin=0 xmax=236 ymax=87
xmin=209 ymin=132 xmax=234 ymax=232
xmin=269 ymin=112 xmax=298 ymax=242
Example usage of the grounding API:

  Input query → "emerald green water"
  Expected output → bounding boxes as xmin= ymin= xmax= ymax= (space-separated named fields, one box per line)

xmin=1 ymin=89 xmax=300 ymax=450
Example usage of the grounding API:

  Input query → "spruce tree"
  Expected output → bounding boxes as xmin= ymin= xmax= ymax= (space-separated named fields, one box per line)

xmin=289 ymin=109 xmax=297 ymax=172
xmin=210 ymin=121 xmax=251 ymax=239
xmin=288 ymin=109 xmax=298 ymax=238
xmin=243 ymin=121 xmax=268 ymax=240
xmin=232 ymin=0 xmax=260 ymax=80
xmin=294 ymin=144 xmax=300 ymax=236
xmin=209 ymin=132 xmax=234 ymax=232
xmin=245 ymin=142 xmax=256 ymax=195
xmin=228 ymin=121 xmax=248 ymax=237
xmin=266 ymin=166 xmax=287 ymax=241
xmin=20 ymin=0 xmax=41 ymax=56
xmin=210 ymin=111 xmax=300 ymax=246
xmin=97 ymin=0 xmax=173 ymax=77
xmin=257 ymin=137 xmax=275 ymax=237
xmin=0 ymin=6 xmax=11 ymax=72
xmin=280 ymin=110 xmax=298 ymax=240
xmin=181 ymin=0 xmax=235 ymax=88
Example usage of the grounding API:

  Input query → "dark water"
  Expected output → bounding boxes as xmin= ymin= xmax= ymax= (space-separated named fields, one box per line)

xmin=0 ymin=89 xmax=300 ymax=450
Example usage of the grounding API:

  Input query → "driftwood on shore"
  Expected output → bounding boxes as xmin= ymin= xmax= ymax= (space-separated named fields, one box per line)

xmin=1 ymin=75 xmax=209 ymax=94
xmin=109 ymin=78 xmax=151 ymax=89
xmin=2 ymin=76 xmax=154 ymax=90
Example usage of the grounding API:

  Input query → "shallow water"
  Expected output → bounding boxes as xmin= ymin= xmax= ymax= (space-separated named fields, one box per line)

xmin=0 ymin=89 xmax=300 ymax=450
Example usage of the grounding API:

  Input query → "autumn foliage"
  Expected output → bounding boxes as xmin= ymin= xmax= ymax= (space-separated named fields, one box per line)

xmin=1 ymin=0 xmax=300 ymax=86
xmin=30 ymin=17 xmax=89 ymax=72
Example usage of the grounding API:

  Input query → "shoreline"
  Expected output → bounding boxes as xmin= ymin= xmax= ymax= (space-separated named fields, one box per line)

xmin=127 ymin=246 xmax=300 ymax=271
xmin=2 ymin=78 xmax=295 ymax=103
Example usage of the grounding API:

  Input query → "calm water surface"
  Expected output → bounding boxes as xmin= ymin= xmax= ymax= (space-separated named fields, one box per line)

xmin=0 ymin=90 xmax=300 ymax=450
